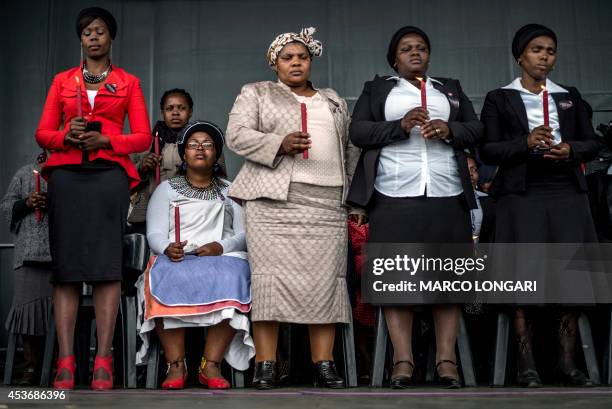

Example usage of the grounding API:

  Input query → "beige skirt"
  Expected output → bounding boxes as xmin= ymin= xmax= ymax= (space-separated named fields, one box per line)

xmin=245 ymin=183 xmax=350 ymax=324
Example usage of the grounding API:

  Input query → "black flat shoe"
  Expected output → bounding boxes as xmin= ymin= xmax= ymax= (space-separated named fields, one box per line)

xmin=517 ymin=369 xmax=542 ymax=388
xmin=313 ymin=360 xmax=345 ymax=389
xmin=435 ymin=360 xmax=461 ymax=389
xmin=252 ymin=360 xmax=276 ymax=390
xmin=555 ymin=368 xmax=594 ymax=387
xmin=390 ymin=360 xmax=413 ymax=389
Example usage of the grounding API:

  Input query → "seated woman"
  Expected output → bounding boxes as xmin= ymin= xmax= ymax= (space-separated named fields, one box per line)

xmin=128 ymin=88 xmax=227 ymax=235
xmin=136 ymin=121 xmax=254 ymax=390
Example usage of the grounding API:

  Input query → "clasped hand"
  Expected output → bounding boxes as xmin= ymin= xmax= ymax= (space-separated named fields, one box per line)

xmin=164 ymin=241 xmax=223 ymax=262
xmin=400 ymin=107 xmax=450 ymax=139
xmin=64 ymin=117 xmax=110 ymax=151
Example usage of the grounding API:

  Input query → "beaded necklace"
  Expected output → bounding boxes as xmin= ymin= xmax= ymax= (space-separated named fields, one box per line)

xmin=168 ymin=175 xmax=228 ymax=201
xmin=82 ymin=62 xmax=112 ymax=84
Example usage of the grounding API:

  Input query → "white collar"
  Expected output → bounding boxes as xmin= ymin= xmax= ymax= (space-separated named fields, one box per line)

xmin=387 ymin=76 xmax=443 ymax=86
xmin=501 ymin=77 xmax=568 ymax=94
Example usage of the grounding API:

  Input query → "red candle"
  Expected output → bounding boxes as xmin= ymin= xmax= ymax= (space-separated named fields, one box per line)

xmin=33 ymin=170 xmax=42 ymax=222
xmin=541 ymin=84 xmax=549 ymax=127
xmin=174 ymin=204 xmax=180 ymax=243
xmin=416 ymin=76 xmax=427 ymax=109
xmin=154 ymin=132 xmax=161 ymax=185
xmin=75 ymin=76 xmax=83 ymax=118
xmin=301 ymin=102 xmax=308 ymax=159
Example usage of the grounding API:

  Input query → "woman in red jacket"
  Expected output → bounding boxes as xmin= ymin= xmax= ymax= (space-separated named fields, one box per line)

xmin=35 ymin=7 xmax=151 ymax=390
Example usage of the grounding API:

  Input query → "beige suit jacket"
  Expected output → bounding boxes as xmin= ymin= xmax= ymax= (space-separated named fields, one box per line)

xmin=226 ymin=80 xmax=360 ymax=209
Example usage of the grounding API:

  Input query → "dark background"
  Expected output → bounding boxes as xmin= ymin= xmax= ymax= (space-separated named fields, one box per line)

xmin=1 ymin=0 xmax=611 ymax=342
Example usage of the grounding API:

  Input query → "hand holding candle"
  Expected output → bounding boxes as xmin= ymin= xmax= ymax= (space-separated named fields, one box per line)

xmin=33 ymin=170 xmax=42 ymax=223
xmin=416 ymin=76 xmax=427 ymax=109
xmin=75 ymin=76 xmax=83 ymax=119
xmin=174 ymin=203 xmax=181 ymax=243
xmin=541 ymin=84 xmax=549 ymax=127
xmin=301 ymin=102 xmax=309 ymax=159
xmin=154 ymin=132 xmax=161 ymax=185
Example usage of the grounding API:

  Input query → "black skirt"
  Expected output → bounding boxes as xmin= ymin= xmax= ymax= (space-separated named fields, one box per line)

xmin=47 ymin=164 xmax=129 ymax=283
xmin=494 ymin=184 xmax=597 ymax=243
xmin=368 ymin=191 xmax=472 ymax=244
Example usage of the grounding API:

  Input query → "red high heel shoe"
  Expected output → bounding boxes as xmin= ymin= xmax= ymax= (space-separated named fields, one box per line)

xmin=90 ymin=355 xmax=114 ymax=391
xmin=53 ymin=355 xmax=76 ymax=390
xmin=198 ymin=357 xmax=230 ymax=389
xmin=161 ymin=360 xmax=188 ymax=390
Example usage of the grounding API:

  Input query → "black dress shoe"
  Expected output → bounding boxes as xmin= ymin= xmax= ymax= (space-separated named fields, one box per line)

xmin=313 ymin=360 xmax=345 ymax=389
xmin=435 ymin=360 xmax=461 ymax=389
xmin=555 ymin=368 xmax=594 ymax=387
xmin=517 ymin=369 xmax=542 ymax=388
xmin=390 ymin=360 xmax=413 ymax=389
xmin=253 ymin=360 xmax=276 ymax=390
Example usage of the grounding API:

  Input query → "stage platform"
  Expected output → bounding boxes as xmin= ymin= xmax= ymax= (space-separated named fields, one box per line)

xmin=1 ymin=386 xmax=611 ymax=408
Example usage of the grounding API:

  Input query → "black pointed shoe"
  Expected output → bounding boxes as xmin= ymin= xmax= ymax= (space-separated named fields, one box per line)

xmin=390 ymin=360 xmax=414 ymax=389
xmin=313 ymin=360 xmax=345 ymax=389
xmin=435 ymin=360 xmax=461 ymax=389
xmin=252 ymin=360 xmax=276 ymax=390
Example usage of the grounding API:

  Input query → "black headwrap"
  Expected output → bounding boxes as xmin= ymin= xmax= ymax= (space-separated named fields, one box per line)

xmin=511 ymin=24 xmax=557 ymax=61
xmin=177 ymin=121 xmax=225 ymax=161
xmin=387 ymin=26 xmax=431 ymax=71
xmin=76 ymin=7 xmax=117 ymax=39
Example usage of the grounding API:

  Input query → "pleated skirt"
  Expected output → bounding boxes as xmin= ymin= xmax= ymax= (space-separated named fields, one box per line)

xmin=4 ymin=264 xmax=53 ymax=336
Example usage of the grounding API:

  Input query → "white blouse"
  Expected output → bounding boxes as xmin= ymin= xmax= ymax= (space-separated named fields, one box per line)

xmin=375 ymin=77 xmax=462 ymax=198
xmin=291 ymin=92 xmax=344 ymax=187
xmin=502 ymin=78 xmax=567 ymax=146
xmin=146 ymin=178 xmax=246 ymax=259
xmin=86 ymin=90 xmax=97 ymax=109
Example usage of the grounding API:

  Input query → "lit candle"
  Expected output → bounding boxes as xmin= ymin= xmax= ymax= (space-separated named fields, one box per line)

xmin=541 ymin=84 xmax=549 ymax=127
xmin=174 ymin=204 xmax=180 ymax=243
xmin=416 ymin=76 xmax=427 ymax=109
xmin=301 ymin=102 xmax=308 ymax=159
xmin=33 ymin=170 xmax=42 ymax=223
xmin=75 ymin=76 xmax=83 ymax=118
xmin=154 ymin=131 xmax=160 ymax=185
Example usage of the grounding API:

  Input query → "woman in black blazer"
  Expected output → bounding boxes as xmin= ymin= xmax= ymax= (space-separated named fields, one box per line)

xmin=347 ymin=26 xmax=483 ymax=388
xmin=480 ymin=24 xmax=598 ymax=387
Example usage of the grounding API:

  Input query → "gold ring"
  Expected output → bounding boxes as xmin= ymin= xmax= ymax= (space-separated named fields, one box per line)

xmin=435 ymin=128 xmax=441 ymax=135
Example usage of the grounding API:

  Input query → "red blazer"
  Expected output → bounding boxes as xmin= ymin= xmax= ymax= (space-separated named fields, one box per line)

xmin=35 ymin=65 xmax=151 ymax=189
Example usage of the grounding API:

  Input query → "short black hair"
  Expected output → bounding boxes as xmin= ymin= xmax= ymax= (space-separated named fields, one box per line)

xmin=160 ymin=88 xmax=194 ymax=111
xmin=76 ymin=7 xmax=117 ymax=39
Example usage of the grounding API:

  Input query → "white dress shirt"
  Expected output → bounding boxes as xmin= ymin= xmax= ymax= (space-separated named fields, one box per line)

xmin=375 ymin=77 xmax=462 ymax=198
xmin=502 ymin=78 xmax=568 ymax=145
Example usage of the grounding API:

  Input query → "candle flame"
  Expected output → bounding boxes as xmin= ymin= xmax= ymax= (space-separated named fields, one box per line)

xmin=33 ymin=170 xmax=39 ymax=175
xmin=155 ymin=131 xmax=159 ymax=137
xmin=75 ymin=76 xmax=80 ymax=85
xmin=415 ymin=76 xmax=424 ymax=82
xmin=540 ymin=84 xmax=546 ymax=91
